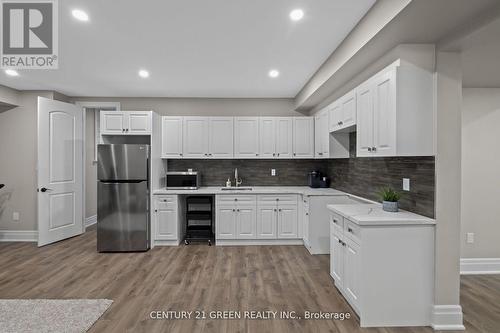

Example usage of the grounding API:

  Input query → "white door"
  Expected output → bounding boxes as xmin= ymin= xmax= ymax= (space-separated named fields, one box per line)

xmin=329 ymin=103 xmax=342 ymax=132
xmin=100 ymin=111 xmax=125 ymax=134
xmin=259 ymin=117 xmax=276 ymax=158
xmin=216 ymin=205 xmax=236 ymax=239
xmin=161 ymin=116 xmax=183 ymax=158
xmin=257 ymin=205 xmax=277 ymax=239
xmin=356 ymin=83 xmax=374 ymax=157
xmin=330 ymin=231 xmax=344 ymax=287
xmin=277 ymin=204 xmax=298 ymax=238
xmin=341 ymin=91 xmax=356 ymax=128
xmin=293 ymin=117 xmax=314 ymax=158
xmin=344 ymin=238 xmax=361 ymax=311
xmin=373 ymin=69 xmax=397 ymax=156
xmin=37 ymin=97 xmax=84 ymax=246
xmin=155 ymin=209 xmax=178 ymax=240
xmin=234 ymin=117 xmax=260 ymax=158
xmin=208 ymin=117 xmax=234 ymax=158
xmin=236 ymin=205 xmax=257 ymax=239
xmin=276 ymin=117 xmax=293 ymax=158
xmin=183 ymin=117 xmax=209 ymax=158
xmin=128 ymin=111 xmax=152 ymax=134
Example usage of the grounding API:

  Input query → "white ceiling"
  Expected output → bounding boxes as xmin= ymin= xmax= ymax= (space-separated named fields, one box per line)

xmin=0 ymin=0 xmax=375 ymax=98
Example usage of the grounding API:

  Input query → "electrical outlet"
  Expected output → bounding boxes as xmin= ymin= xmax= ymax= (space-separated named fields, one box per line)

xmin=466 ymin=233 xmax=474 ymax=244
xmin=12 ymin=212 xmax=20 ymax=221
xmin=402 ymin=178 xmax=410 ymax=191
xmin=271 ymin=169 xmax=276 ymax=176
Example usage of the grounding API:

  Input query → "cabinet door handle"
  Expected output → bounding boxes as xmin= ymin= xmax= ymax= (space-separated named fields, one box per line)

xmin=293 ymin=153 xmax=296 ymax=156
xmin=127 ymin=128 xmax=129 ymax=132
xmin=305 ymin=213 xmax=308 ymax=216
xmin=333 ymin=219 xmax=338 ymax=224
xmin=348 ymin=227 xmax=353 ymax=233
xmin=154 ymin=209 xmax=158 ymax=212
xmin=273 ymin=153 xmax=276 ymax=157
xmin=338 ymin=239 xmax=342 ymax=244
xmin=277 ymin=153 xmax=280 ymax=157
xmin=232 ymin=209 xmax=235 ymax=212
xmin=367 ymin=147 xmax=372 ymax=152
xmin=180 ymin=153 xmax=183 ymax=156
xmin=372 ymin=147 xmax=377 ymax=151
xmin=234 ymin=198 xmax=238 ymax=201
xmin=237 ymin=209 xmax=240 ymax=212
xmin=276 ymin=198 xmax=279 ymax=201
xmin=278 ymin=209 xmax=282 ymax=212
xmin=274 ymin=209 xmax=277 ymax=212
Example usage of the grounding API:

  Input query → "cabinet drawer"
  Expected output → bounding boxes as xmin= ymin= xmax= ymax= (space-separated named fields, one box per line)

xmin=330 ymin=212 xmax=344 ymax=232
xmin=155 ymin=195 xmax=178 ymax=210
xmin=217 ymin=195 xmax=256 ymax=204
xmin=344 ymin=219 xmax=361 ymax=244
xmin=257 ymin=194 xmax=298 ymax=205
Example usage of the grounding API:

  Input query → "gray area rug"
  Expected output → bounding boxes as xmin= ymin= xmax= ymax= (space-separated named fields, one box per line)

xmin=0 ymin=299 xmax=113 ymax=333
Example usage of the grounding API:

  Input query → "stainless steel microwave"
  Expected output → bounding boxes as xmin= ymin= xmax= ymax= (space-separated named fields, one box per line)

xmin=166 ymin=171 xmax=199 ymax=189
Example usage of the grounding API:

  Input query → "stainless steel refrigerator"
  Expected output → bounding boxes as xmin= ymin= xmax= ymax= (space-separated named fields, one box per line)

xmin=97 ymin=144 xmax=150 ymax=252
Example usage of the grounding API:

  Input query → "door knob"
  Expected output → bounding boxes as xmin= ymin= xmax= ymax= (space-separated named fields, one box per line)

xmin=40 ymin=187 xmax=52 ymax=193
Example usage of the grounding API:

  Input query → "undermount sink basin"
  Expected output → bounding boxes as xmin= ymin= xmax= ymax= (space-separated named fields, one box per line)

xmin=220 ymin=187 xmax=253 ymax=191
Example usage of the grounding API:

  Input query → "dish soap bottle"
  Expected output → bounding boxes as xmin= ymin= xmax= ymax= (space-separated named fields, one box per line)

xmin=226 ymin=178 xmax=232 ymax=187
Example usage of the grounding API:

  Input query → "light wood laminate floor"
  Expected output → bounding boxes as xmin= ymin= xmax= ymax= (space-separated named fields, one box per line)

xmin=0 ymin=229 xmax=499 ymax=333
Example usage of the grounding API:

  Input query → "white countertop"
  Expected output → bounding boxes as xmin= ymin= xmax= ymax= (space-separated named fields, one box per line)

xmin=153 ymin=186 xmax=347 ymax=196
xmin=327 ymin=203 xmax=435 ymax=226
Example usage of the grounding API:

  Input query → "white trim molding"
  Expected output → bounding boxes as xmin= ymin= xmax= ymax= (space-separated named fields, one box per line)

xmin=431 ymin=305 xmax=465 ymax=331
xmin=0 ymin=230 xmax=38 ymax=242
xmin=85 ymin=215 xmax=97 ymax=229
xmin=460 ymin=258 xmax=500 ymax=275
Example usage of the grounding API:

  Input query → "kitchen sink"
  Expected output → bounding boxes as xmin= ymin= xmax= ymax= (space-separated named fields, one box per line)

xmin=220 ymin=187 xmax=253 ymax=191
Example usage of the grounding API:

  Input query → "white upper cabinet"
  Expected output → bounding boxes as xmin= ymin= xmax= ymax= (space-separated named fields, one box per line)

xmin=208 ymin=117 xmax=234 ymax=158
xmin=293 ymin=117 xmax=314 ymax=158
xmin=329 ymin=90 xmax=356 ymax=133
xmin=314 ymin=110 xmax=330 ymax=158
xmin=276 ymin=118 xmax=293 ymax=158
xmin=259 ymin=117 xmax=293 ymax=158
xmin=259 ymin=117 xmax=276 ymax=158
xmin=101 ymin=111 xmax=152 ymax=135
xmin=161 ymin=116 xmax=183 ymax=158
xmin=356 ymin=60 xmax=434 ymax=157
xmin=183 ymin=117 xmax=209 ymax=158
xmin=234 ymin=117 xmax=260 ymax=158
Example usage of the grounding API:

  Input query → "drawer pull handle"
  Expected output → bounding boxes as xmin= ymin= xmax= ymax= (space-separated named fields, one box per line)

xmin=348 ymin=228 xmax=353 ymax=233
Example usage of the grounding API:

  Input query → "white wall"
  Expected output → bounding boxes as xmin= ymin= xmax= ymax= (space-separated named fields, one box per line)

xmin=72 ymin=97 xmax=302 ymax=117
xmin=85 ymin=110 xmax=97 ymax=218
xmin=0 ymin=91 xmax=54 ymax=232
xmin=461 ymin=88 xmax=500 ymax=258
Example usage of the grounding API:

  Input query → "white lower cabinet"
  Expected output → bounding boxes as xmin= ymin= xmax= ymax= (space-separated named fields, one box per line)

xmin=328 ymin=210 xmax=435 ymax=327
xmin=257 ymin=205 xmax=277 ymax=239
xmin=154 ymin=195 xmax=180 ymax=244
xmin=217 ymin=194 xmax=299 ymax=242
xmin=277 ymin=204 xmax=298 ymax=238
xmin=216 ymin=195 xmax=256 ymax=240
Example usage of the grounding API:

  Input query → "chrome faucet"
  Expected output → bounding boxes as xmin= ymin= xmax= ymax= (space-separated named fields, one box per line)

xmin=234 ymin=168 xmax=242 ymax=187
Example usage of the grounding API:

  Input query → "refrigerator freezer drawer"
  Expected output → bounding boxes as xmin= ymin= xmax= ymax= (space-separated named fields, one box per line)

xmin=97 ymin=181 xmax=149 ymax=252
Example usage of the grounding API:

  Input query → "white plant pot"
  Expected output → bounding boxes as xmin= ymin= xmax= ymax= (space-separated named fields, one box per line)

xmin=383 ymin=201 xmax=399 ymax=212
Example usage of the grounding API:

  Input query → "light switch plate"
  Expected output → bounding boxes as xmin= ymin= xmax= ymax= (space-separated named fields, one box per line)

xmin=466 ymin=232 xmax=474 ymax=244
xmin=402 ymin=178 xmax=410 ymax=191
xmin=271 ymin=169 xmax=276 ymax=176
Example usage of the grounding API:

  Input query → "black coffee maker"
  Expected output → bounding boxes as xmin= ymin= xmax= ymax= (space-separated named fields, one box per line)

xmin=308 ymin=171 xmax=322 ymax=188
xmin=308 ymin=171 xmax=330 ymax=188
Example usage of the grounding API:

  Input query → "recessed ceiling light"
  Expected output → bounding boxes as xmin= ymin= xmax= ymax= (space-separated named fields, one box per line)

xmin=289 ymin=9 xmax=304 ymax=21
xmin=138 ymin=69 xmax=150 ymax=78
xmin=5 ymin=69 xmax=19 ymax=77
xmin=268 ymin=69 xmax=280 ymax=78
xmin=72 ymin=9 xmax=89 ymax=21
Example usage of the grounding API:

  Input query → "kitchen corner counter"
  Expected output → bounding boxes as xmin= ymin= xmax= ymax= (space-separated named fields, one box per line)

xmin=327 ymin=203 xmax=436 ymax=226
xmin=153 ymin=186 xmax=349 ymax=196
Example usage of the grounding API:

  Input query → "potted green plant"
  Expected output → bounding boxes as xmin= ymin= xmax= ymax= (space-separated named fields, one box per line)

xmin=379 ymin=187 xmax=401 ymax=212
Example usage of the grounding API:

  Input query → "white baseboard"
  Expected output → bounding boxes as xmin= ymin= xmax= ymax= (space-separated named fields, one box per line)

xmin=216 ymin=239 xmax=303 ymax=246
xmin=431 ymin=305 xmax=465 ymax=331
xmin=85 ymin=215 xmax=97 ymax=229
xmin=0 ymin=230 xmax=38 ymax=242
xmin=460 ymin=258 xmax=500 ymax=275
